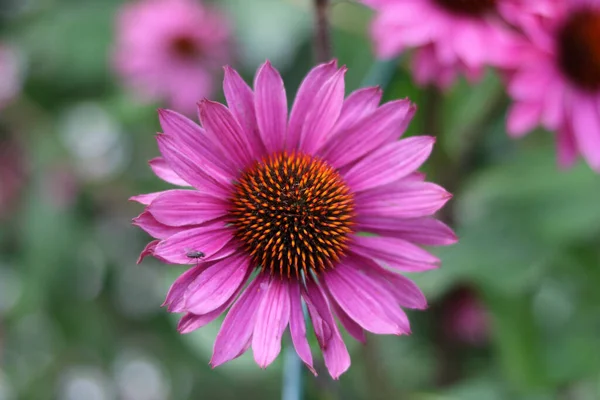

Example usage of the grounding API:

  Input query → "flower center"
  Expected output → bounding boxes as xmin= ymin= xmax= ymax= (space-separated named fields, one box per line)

xmin=433 ymin=0 xmax=496 ymax=16
xmin=170 ymin=35 xmax=200 ymax=59
xmin=229 ymin=152 xmax=355 ymax=280
xmin=557 ymin=10 xmax=600 ymax=91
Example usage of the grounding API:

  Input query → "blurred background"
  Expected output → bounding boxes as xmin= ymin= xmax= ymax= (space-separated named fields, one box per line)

xmin=1 ymin=0 xmax=600 ymax=399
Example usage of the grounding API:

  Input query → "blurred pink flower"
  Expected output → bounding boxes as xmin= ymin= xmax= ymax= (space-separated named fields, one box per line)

xmin=131 ymin=61 xmax=457 ymax=378
xmin=503 ymin=0 xmax=600 ymax=172
xmin=0 ymin=45 xmax=21 ymax=109
xmin=440 ymin=286 xmax=489 ymax=346
xmin=362 ymin=0 xmax=521 ymax=88
xmin=113 ymin=0 xmax=232 ymax=114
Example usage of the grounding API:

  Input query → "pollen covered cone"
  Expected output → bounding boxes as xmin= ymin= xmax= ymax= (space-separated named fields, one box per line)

xmin=501 ymin=0 xmax=600 ymax=172
xmin=361 ymin=0 xmax=522 ymax=88
xmin=131 ymin=60 xmax=456 ymax=378
xmin=113 ymin=0 xmax=231 ymax=114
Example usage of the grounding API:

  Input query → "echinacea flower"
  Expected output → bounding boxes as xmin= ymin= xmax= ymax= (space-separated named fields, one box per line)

xmin=113 ymin=0 xmax=231 ymax=114
xmin=502 ymin=0 xmax=600 ymax=172
xmin=362 ymin=0 xmax=521 ymax=88
xmin=438 ymin=286 xmax=488 ymax=346
xmin=131 ymin=61 xmax=456 ymax=378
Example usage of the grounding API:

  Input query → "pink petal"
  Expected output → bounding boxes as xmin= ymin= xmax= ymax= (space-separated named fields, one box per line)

xmin=357 ymin=216 xmax=457 ymax=246
xmin=353 ymin=255 xmax=428 ymax=309
xmin=223 ymin=65 xmax=265 ymax=156
xmin=254 ymin=61 xmax=287 ymax=154
xmin=158 ymin=109 xmax=235 ymax=179
xmin=133 ymin=210 xmax=184 ymax=239
xmin=148 ymin=189 xmax=227 ymax=226
xmin=344 ymin=136 xmax=435 ymax=192
xmin=507 ymin=102 xmax=542 ymax=137
xmin=302 ymin=280 xmax=350 ymax=379
xmin=185 ymin=254 xmax=252 ymax=314
xmin=136 ymin=240 xmax=159 ymax=264
xmin=198 ymin=99 xmax=255 ymax=169
xmin=323 ymin=263 xmax=410 ymax=335
xmin=153 ymin=224 xmax=233 ymax=264
xmin=287 ymin=61 xmax=338 ymax=151
xmin=149 ymin=157 xmax=189 ymax=186
xmin=331 ymin=299 xmax=366 ymax=343
xmin=320 ymin=99 xmax=416 ymax=168
xmin=297 ymin=67 xmax=347 ymax=154
xmin=288 ymin=283 xmax=316 ymax=375
xmin=351 ymin=235 xmax=440 ymax=271
xmin=129 ymin=192 xmax=162 ymax=205
xmin=178 ymin=265 xmax=252 ymax=334
xmin=572 ymin=94 xmax=600 ymax=172
xmin=332 ymin=86 xmax=383 ymax=133
xmin=156 ymin=134 xmax=229 ymax=197
xmin=163 ymin=265 xmax=207 ymax=312
xmin=210 ymin=274 xmax=268 ymax=367
xmin=356 ymin=181 xmax=452 ymax=219
xmin=252 ymin=279 xmax=291 ymax=368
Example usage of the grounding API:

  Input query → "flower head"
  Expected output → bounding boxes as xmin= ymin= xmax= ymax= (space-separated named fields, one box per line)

xmin=113 ymin=0 xmax=232 ymax=114
xmin=504 ymin=0 xmax=600 ymax=171
xmin=439 ymin=286 xmax=489 ymax=346
xmin=362 ymin=0 xmax=521 ymax=88
xmin=131 ymin=61 xmax=456 ymax=378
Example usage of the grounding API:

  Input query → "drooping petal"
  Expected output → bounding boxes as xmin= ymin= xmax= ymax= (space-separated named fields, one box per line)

xmin=149 ymin=157 xmax=189 ymax=186
xmin=287 ymin=61 xmax=338 ymax=151
xmin=357 ymin=216 xmax=457 ymax=246
xmin=343 ymin=136 xmax=435 ymax=192
xmin=297 ymin=67 xmax=347 ymax=154
xmin=254 ymin=61 xmax=287 ymax=154
xmin=330 ymin=298 xmax=366 ymax=343
xmin=323 ymin=263 xmax=410 ymax=335
xmin=148 ymin=189 xmax=227 ymax=226
xmin=288 ymin=283 xmax=316 ymax=375
xmin=211 ymin=274 xmax=268 ymax=367
xmin=136 ymin=240 xmax=159 ymax=264
xmin=356 ymin=181 xmax=452 ymax=219
xmin=198 ymin=99 xmax=255 ymax=169
xmin=252 ymin=278 xmax=291 ymax=368
xmin=162 ymin=264 xmax=207 ymax=312
xmin=352 ymin=254 xmax=428 ymax=309
xmin=507 ymin=101 xmax=542 ymax=137
xmin=133 ymin=210 xmax=185 ymax=239
xmin=223 ymin=65 xmax=264 ymax=156
xmin=153 ymin=223 xmax=234 ymax=264
xmin=185 ymin=254 xmax=252 ymax=314
xmin=302 ymin=280 xmax=350 ymax=380
xmin=178 ymin=265 xmax=252 ymax=334
xmin=572 ymin=94 xmax=600 ymax=172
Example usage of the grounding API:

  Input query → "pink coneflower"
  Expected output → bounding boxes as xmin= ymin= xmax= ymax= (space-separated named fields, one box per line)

xmin=131 ymin=61 xmax=456 ymax=378
xmin=502 ymin=0 xmax=600 ymax=171
xmin=362 ymin=0 xmax=521 ymax=88
xmin=113 ymin=0 xmax=231 ymax=114
xmin=439 ymin=286 xmax=489 ymax=346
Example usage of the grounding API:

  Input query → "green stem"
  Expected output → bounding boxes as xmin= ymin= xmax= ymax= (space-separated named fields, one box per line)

xmin=282 ymin=342 xmax=304 ymax=400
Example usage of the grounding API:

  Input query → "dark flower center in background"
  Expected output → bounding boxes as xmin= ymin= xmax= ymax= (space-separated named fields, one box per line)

xmin=557 ymin=10 xmax=600 ymax=91
xmin=433 ymin=0 xmax=496 ymax=16
xmin=170 ymin=35 xmax=201 ymax=59
xmin=229 ymin=152 xmax=355 ymax=280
